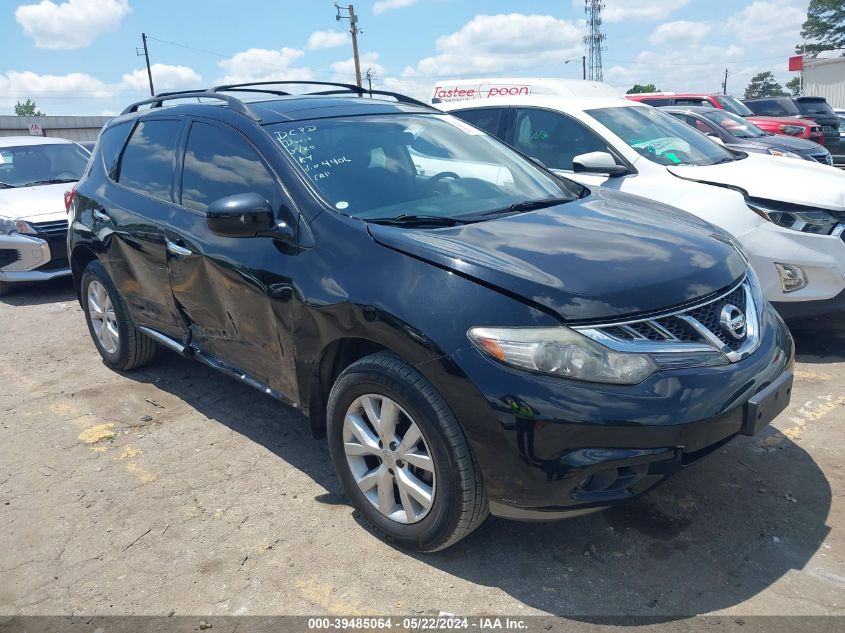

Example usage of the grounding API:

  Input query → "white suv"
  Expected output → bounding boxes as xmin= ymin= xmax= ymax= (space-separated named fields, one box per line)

xmin=434 ymin=82 xmax=845 ymax=319
xmin=0 ymin=136 xmax=89 ymax=296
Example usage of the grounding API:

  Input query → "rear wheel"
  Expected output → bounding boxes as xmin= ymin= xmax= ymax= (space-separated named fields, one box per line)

xmin=327 ymin=353 xmax=488 ymax=551
xmin=81 ymin=260 xmax=158 ymax=371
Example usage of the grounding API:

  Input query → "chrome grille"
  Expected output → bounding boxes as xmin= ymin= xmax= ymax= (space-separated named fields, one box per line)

xmin=576 ymin=276 xmax=761 ymax=368
xmin=31 ymin=219 xmax=69 ymax=238
xmin=809 ymin=152 xmax=834 ymax=165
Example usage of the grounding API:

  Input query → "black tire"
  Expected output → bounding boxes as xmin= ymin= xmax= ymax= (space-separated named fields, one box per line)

xmin=327 ymin=352 xmax=488 ymax=552
xmin=81 ymin=260 xmax=158 ymax=371
xmin=0 ymin=281 xmax=11 ymax=297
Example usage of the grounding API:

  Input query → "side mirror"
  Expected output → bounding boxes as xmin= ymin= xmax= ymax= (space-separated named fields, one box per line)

xmin=206 ymin=193 xmax=275 ymax=238
xmin=572 ymin=151 xmax=628 ymax=177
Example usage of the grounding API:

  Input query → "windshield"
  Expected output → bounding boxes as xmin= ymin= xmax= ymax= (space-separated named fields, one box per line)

xmin=714 ymin=95 xmax=754 ymax=117
xmin=0 ymin=143 xmax=89 ymax=187
xmin=267 ymin=114 xmax=577 ymax=221
xmin=587 ymin=106 xmax=736 ymax=166
xmin=700 ymin=109 xmax=767 ymax=138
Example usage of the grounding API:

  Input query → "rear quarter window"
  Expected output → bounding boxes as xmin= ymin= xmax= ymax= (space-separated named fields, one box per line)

xmin=98 ymin=121 xmax=132 ymax=180
xmin=117 ymin=119 xmax=181 ymax=202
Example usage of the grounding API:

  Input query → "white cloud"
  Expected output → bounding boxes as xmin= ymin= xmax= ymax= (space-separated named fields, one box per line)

xmin=373 ymin=0 xmax=418 ymax=14
xmin=0 ymin=70 xmax=112 ymax=112
xmin=121 ymin=64 xmax=202 ymax=92
xmin=331 ymin=52 xmax=385 ymax=83
xmin=649 ymin=21 xmax=712 ymax=46
xmin=306 ymin=30 xmax=348 ymax=50
xmin=217 ymin=47 xmax=313 ymax=84
xmin=406 ymin=13 xmax=582 ymax=78
xmin=726 ymin=0 xmax=806 ymax=44
xmin=15 ymin=0 xmax=130 ymax=50
xmin=602 ymin=0 xmax=690 ymax=23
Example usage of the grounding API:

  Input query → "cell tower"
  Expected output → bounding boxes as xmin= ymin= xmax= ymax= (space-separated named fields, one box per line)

xmin=584 ymin=0 xmax=606 ymax=82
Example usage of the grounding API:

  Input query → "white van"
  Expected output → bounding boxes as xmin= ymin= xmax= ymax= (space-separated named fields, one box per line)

xmin=433 ymin=82 xmax=845 ymax=318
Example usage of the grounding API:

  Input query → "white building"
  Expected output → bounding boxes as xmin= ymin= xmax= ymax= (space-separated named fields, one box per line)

xmin=803 ymin=56 xmax=845 ymax=108
xmin=0 ymin=115 xmax=110 ymax=141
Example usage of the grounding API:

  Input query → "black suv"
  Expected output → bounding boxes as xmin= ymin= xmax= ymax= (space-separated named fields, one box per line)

xmin=744 ymin=96 xmax=841 ymax=154
xmin=68 ymin=82 xmax=794 ymax=551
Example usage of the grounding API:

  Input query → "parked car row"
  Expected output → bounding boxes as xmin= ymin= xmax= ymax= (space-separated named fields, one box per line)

xmin=434 ymin=78 xmax=845 ymax=320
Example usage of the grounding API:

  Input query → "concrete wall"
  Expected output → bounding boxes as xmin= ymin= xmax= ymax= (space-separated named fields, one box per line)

xmin=0 ymin=115 xmax=111 ymax=141
xmin=804 ymin=57 xmax=845 ymax=109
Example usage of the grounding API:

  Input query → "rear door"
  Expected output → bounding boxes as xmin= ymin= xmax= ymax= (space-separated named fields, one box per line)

xmin=95 ymin=118 xmax=187 ymax=339
xmin=166 ymin=118 xmax=296 ymax=395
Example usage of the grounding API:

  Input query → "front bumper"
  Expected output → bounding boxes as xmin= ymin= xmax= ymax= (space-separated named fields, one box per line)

xmin=436 ymin=305 xmax=794 ymax=519
xmin=738 ymin=222 xmax=845 ymax=314
xmin=0 ymin=232 xmax=71 ymax=282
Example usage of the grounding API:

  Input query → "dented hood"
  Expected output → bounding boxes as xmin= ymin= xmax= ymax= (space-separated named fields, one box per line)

xmin=368 ymin=188 xmax=746 ymax=322
xmin=665 ymin=152 xmax=845 ymax=210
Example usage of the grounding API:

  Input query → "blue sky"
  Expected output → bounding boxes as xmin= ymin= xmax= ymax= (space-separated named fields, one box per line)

xmin=1 ymin=0 xmax=811 ymax=115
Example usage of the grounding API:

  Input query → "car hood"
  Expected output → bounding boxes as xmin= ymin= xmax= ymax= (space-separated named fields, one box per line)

xmin=368 ymin=188 xmax=746 ymax=323
xmin=748 ymin=115 xmax=816 ymax=128
xmin=746 ymin=133 xmax=825 ymax=153
xmin=0 ymin=183 xmax=71 ymax=220
xmin=666 ymin=153 xmax=845 ymax=210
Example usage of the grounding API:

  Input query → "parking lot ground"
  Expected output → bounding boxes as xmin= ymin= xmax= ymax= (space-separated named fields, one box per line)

xmin=0 ymin=278 xmax=843 ymax=621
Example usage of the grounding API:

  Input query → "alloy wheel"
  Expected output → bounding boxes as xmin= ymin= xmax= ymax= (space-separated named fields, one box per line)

xmin=342 ymin=394 xmax=436 ymax=524
xmin=87 ymin=280 xmax=119 ymax=355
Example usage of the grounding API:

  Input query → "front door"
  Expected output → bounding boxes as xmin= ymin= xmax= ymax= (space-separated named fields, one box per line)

xmin=165 ymin=119 xmax=296 ymax=396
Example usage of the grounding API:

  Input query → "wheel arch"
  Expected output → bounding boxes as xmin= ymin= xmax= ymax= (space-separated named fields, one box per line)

xmin=70 ymin=244 xmax=99 ymax=301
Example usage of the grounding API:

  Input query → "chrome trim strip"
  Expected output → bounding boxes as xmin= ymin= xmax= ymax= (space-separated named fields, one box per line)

xmin=138 ymin=327 xmax=187 ymax=354
xmin=574 ymin=275 xmax=746 ymax=328
xmin=832 ymin=223 xmax=845 ymax=239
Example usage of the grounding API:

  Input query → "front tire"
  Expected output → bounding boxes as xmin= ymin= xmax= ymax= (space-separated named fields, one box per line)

xmin=81 ymin=260 xmax=158 ymax=371
xmin=0 ymin=280 xmax=12 ymax=297
xmin=327 ymin=353 xmax=488 ymax=551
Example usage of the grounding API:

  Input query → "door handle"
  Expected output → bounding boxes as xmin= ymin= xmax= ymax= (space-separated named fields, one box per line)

xmin=166 ymin=241 xmax=193 ymax=258
xmin=92 ymin=209 xmax=109 ymax=222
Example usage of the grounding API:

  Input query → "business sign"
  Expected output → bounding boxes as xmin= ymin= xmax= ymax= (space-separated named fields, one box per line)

xmin=788 ymin=55 xmax=804 ymax=72
xmin=432 ymin=83 xmax=531 ymax=103
xmin=28 ymin=123 xmax=43 ymax=136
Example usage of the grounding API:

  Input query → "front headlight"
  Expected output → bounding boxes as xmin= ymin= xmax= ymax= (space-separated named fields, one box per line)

xmin=780 ymin=124 xmax=805 ymax=135
xmin=467 ymin=326 xmax=657 ymax=384
xmin=767 ymin=148 xmax=803 ymax=159
xmin=746 ymin=199 xmax=840 ymax=235
xmin=0 ymin=216 xmax=37 ymax=236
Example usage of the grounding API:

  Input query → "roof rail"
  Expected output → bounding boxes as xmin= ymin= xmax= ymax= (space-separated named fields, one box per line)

xmin=120 ymin=80 xmax=433 ymax=120
xmin=212 ymin=81 xmax=434 ymax=109
xmin=120 ymin=91 xmax=261 ymax=120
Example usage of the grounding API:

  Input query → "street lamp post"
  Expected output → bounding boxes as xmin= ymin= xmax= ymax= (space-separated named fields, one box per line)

xmin=565 ymin=56 xmax=587 ymax=80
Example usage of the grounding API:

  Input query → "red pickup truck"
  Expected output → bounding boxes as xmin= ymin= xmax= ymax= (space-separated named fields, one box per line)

xmin=625 ymin=92 xmax=825 ymax=144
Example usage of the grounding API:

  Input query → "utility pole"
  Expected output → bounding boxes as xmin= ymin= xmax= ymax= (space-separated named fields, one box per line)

xmin=136 ymin=33 xmax=155 ymax=96
xmin=365 ymin=68 xmax=374 ymax=95
xmin=582 ymin=55 xmax=587 ymax=81
xmin=335 ymin=4 xmax=362 ymax=88
xmin=722 ymin=68 xmax=729 ymax=95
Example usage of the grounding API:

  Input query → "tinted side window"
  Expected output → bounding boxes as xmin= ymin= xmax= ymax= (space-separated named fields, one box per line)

xmin=453 ymin=108 xmax=504 ymax=137
xmin=513 ymin=108 xmax=610 ymax=171
xmin=181 ymin=122 xmax=278 ymax=213
xmin=637 ymin=97 xmax=672 ymax=106
xmin=118 ymin=120 xmax=181 ymax=201
xmin=748 ymin=100 xmax=787 ymax=116
xmin=98 ymin=121 xmax=132 ymax=180
xmin=674 ymin=98 xmax=709 ymax=106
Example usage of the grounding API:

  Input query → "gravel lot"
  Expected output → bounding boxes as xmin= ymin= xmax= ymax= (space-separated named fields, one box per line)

xmin=1 ymin=277 xmax=843 ymax=620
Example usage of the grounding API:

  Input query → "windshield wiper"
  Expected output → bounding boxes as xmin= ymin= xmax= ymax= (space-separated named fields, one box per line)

xmin=0 ymin=181 xmax=15 ymax=189
xmin=363 ymin=214 xmax=472 ymax=227
xmin=22 ymin=178 xmax=78 ymax=186
xmin=478 ymin=197 xmax=572 ymax=217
